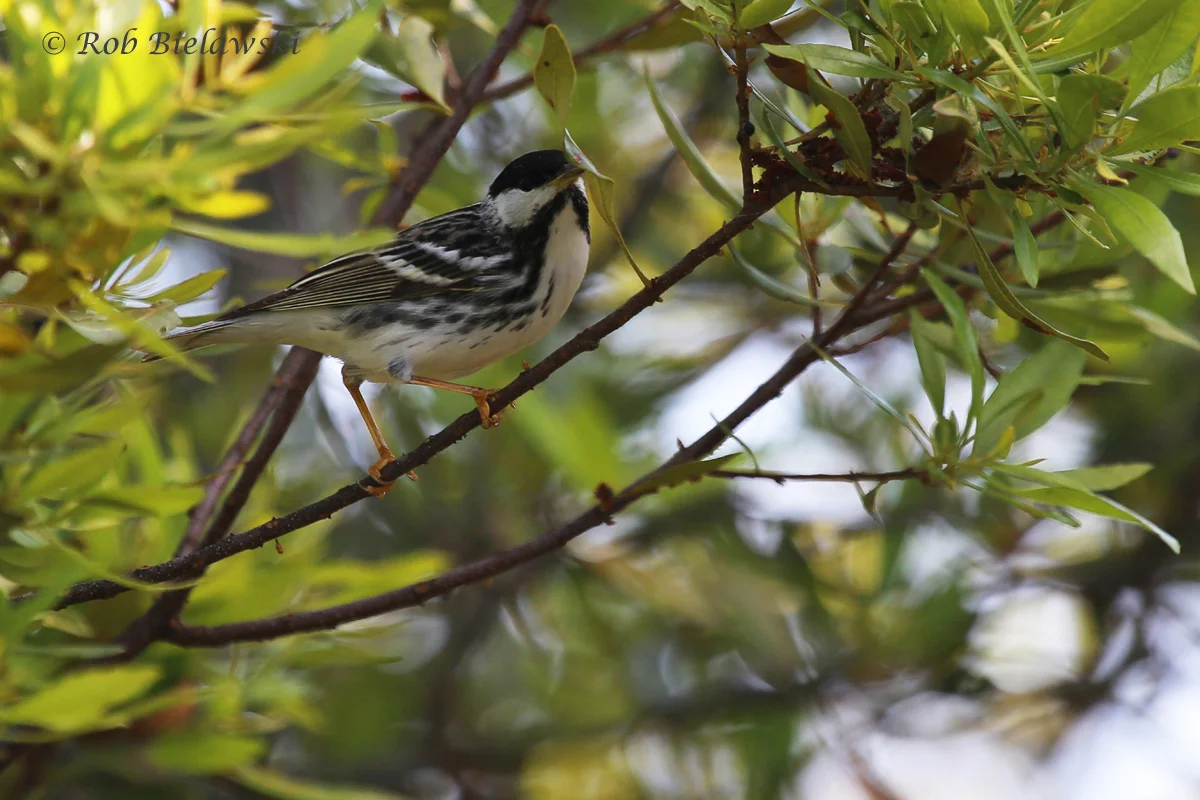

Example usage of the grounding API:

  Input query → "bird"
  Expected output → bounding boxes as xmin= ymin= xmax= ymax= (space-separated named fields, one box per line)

xmin=151 ymin=150 xmax=590 ymax=495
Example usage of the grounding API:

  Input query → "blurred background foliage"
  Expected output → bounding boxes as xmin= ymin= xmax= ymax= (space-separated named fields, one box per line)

xmin=4 ymin=0 xmax=1200 ymax=797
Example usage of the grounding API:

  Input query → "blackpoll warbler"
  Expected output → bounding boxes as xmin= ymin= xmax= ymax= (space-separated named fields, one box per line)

xmin=154 ymin=150 xmax=590 ymax=494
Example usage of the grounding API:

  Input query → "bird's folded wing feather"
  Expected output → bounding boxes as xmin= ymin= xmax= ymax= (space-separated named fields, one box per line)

xmin=219 ymin=208 xmax=502 ymax=319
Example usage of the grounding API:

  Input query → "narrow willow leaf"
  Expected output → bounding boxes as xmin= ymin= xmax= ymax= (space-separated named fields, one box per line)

xmin=563 ymin=130 xmax=651 ymax=287
xmin=630 ymin=454 xmax=741 ymax=498
xmin=957 ymin=200 xmax=1110 ymax=360
xmin=807 ymin=77 xmax=873 ymax=177
xmin=171 ymin=220 xmax=396 ymax=259
xmin=738 ymin=0 xmax=794 ymax=29
xmin=1056 ymin=463 xmax=1153 ymax=492
xmin=1109 ymin=86 xmax=1200 ymax=155
xmin=150 ymin=734 xmax=266 ymax=775
xmin=1054 ymin=0 xmax=1178 ymax=56
xmin=234 ymin=765 xmax=408 ymax=799
xmin=1074 ymin=182 xmax=1195 ymax=294
xmin=1123 ymin=162 xmax=1200 ymax=197
xmin=974 ymin=339 xmax=1084 ymax=455
xmin=806 ymin=338 xmax=930 ymax=446
xmin=533 ymin=24 xmax=575 ymax=126
xmin=645 ymin=70 xmax=800 ymax=245
xmin=922 ymin=269 xmax=985 ymax=420
xmin=645 ymin=71 xmax=738 ymax=210
xmin=1017 ymin=486 xmax=1180 ymax=552
xmin=728 ymin=245 xmax=822 ymax=307
xmin=761 ymin=43 xmax=904 ymax=80
xmin=141 ymin=269 xmax=228 ymax=305
xmin=1129 ymin=306 xmax=1200 ymax=351
xmin=909 ymin=310 xmax=947 ymax=416
xmin=1011 ymin=210 xmax=1038 ymax=287
xmin=1125 ymin=0 xmax=1200 ymax=104
xmin=176 ymin=191 xmax=270 ymax=220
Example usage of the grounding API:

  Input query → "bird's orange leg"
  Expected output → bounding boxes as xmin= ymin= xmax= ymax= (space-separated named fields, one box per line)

xmin=408 ymin=375 xmax=502 ymax=428
xmin=342 ymin=374 xmax=417 ymax=495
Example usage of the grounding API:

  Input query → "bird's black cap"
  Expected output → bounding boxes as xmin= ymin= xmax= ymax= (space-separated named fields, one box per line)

xmin=488 ymin=150 xmax=574 ymax=196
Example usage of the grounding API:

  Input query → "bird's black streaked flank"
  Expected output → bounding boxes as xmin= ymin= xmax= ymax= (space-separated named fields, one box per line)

xmin=152 ymin=150 xmax=590 ymax=495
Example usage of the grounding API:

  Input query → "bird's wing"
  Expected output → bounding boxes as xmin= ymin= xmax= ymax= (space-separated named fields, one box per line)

xmin=219 ymin=206 xmax=505 ymax=319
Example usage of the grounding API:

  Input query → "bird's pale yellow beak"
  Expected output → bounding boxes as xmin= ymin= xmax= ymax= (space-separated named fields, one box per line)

xmin=551 ymin=166 xmax=587 ymax=189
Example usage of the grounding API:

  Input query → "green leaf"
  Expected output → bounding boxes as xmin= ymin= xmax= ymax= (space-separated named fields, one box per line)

xmin=909 ymin=311 xmax=947 ymax=417
xmin=234 ymin=766 xmax=408 ymax=800
xmin=563 ymin=131 xmax=650 ymax=287
xmin=171 ymin=220 xmax=396 ymax=259
xmin=1075 ymin=181 xmax=1195 ymax=293
xmin=922 ymin=269 xmax=985 ymax=420
xmin=533 ymin=24 xmax=575 ymax=126
xmin=930 ymin=0 xmax=991 ymax=61
xmin=1011 ymin=210 xmax=1038 ymax=287
xmin=958 ymin=200 xmax=1110 ymax=359
xmin=630 ymin=454 xmax=741 ymax=498
xmin=1017 ymin=485 xmax=1179 ymax=552
xmin=645 ymin=71 xmax=738 ymax=210
xmin=1108 ymin=86 xmax=1200 ymax=155
xmin=1053 ymin=0 xmax=1179 ymax=56
xmin=82 ymin=485 xmax=206 ymax=517
xmin=0 ymin=666 xmax=161 ymax=734
xmin=807 ymin=77 xmax=873 ymax=177
xmin=1125 ymin=0 xmax=1200 ymax=103
xmin=1123 ymin=162 xmax=1200 ymax=197
xmin=974 ymin=339 xmax=1085 ymax=456
xmin=761 ymin=43 xmax=904 ymax=80
xmin=214 ymin=1 xmax=382 ymax=129
xmin=13 ymin=440 xmax=125 ymax=506
xmin=0 ymin=344 xmax=124 ymax=394
xmin=729 ymin=245 xmax=822 ymax=307
xmin=1057 ymin=74 xmax=1126 ymax=150
xmin=392 ymin=14 xmax=449 ymax=112
xmin=150 ymin=732 xmax=266 ymax=774
xmin=1056 ymin=463 xmax=1153 ymax=491
xmin=1128 ymin=306 xmax=1200 ymax=351
xmin=140 ymin=269 xmax=227 ymax=305
xmin=738 ymin=0 xmax=794 ymax=29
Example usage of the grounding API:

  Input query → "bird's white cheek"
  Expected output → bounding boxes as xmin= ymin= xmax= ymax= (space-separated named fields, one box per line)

xmin=491 ymin=186 xmax=556 ymax=228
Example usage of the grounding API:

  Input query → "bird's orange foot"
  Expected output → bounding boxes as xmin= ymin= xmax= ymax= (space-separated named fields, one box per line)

xmin=363 ymin=455 xmax=396 ymax=498
xmin=473 ymin=392 xmax=503 ymax=428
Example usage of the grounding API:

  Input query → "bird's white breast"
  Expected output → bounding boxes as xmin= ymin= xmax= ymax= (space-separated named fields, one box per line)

xmin=324 ymin=200 xmax=590 ymax=384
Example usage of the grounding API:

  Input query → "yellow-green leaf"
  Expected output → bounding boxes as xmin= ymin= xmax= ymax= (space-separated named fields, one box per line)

xmin=393 ymin=14 xmax=449 ymax=112
xmin=761 ymin=43 xmax=904 ymax=80
xmin=533 ymin=24 xmax=575 ymax=127
xmin=1054 ymin=0 xmax=1178 ymax=56
xmin=171 ymin=220 xmax=396 ymax=259
xmin=956 ymin=200 xmax=1109 ymax=360
xmin=178 ymin=191 xmax=271 ymax=220
xmin=1108 ymin=86 xmax=1200 ymax=155
xmin=0 ymin=666 xmax=161 ymax=734
xmin=563 ymin=130 xmax=650 ymax=287
xmin=1075 ymin=181 xmax=1195 ymax=294
xmin=738 ymin=0 xmax=793 ymax=29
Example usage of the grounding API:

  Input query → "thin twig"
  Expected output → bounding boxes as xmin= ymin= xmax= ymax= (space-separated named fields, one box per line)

xmin=733 ymin=21 xmax=754 ymax=200
xmin=711 ymin=468 xmax=922 ymax=484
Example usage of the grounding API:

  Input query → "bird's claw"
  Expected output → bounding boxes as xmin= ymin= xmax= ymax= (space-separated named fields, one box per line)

xmin=474 ymin=394 xmax=503 ymax=429
xmin=364 ymin=454 xmax=396 ymax=498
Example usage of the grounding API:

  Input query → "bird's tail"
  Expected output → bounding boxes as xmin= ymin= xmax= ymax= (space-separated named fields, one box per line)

xmin=142 ymin=318 xmax=242 ymax=363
